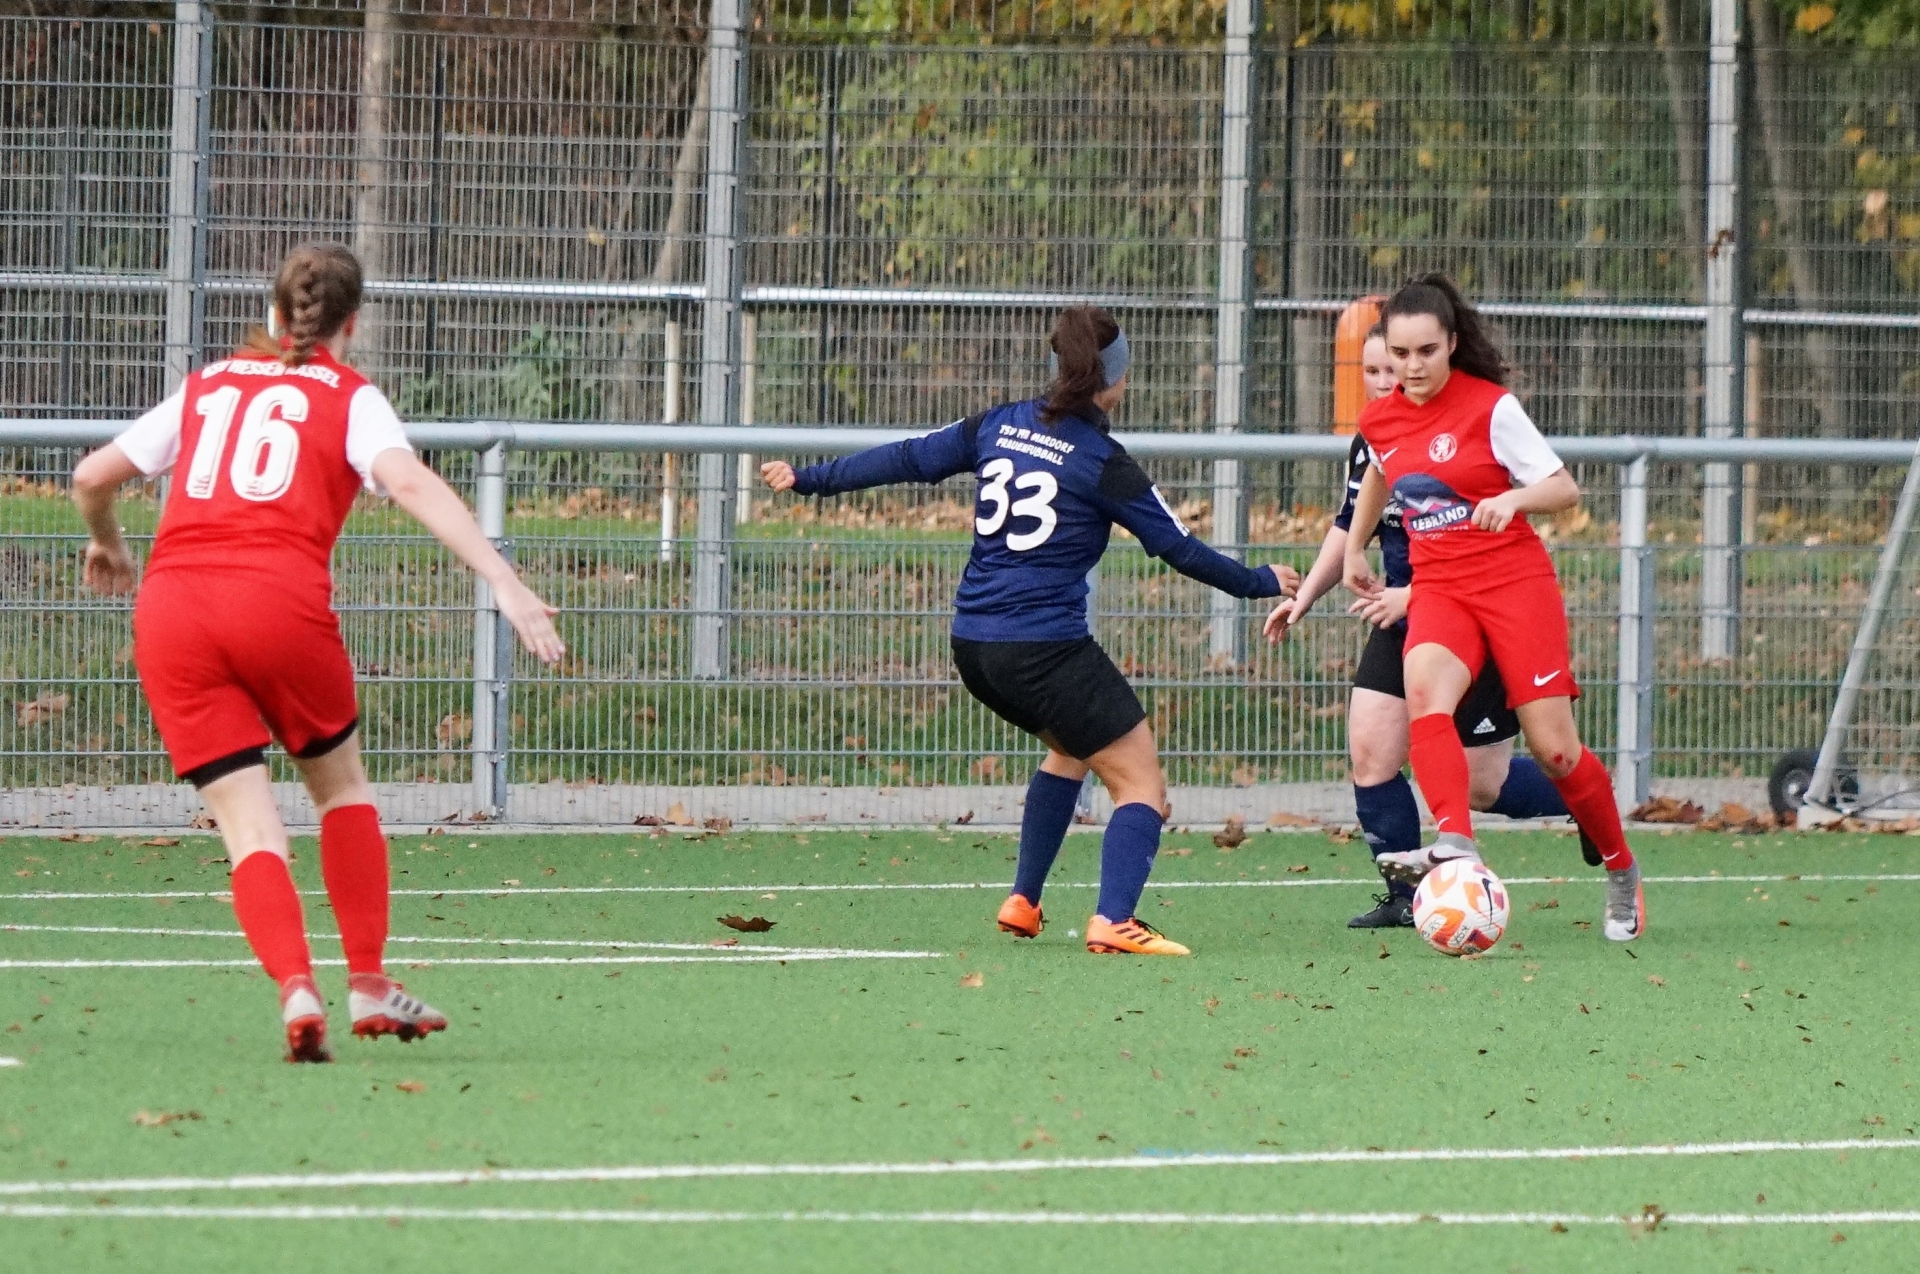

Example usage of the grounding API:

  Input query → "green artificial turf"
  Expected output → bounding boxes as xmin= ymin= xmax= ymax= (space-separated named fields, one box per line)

xmin=0 ymin=826 xmax=1915 ymax=1272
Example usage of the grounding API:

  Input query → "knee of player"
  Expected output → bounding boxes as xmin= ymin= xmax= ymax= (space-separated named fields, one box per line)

xmin=1528 ymin=742 xmax=1579 ymax=780
xmin=1467 ymin=773 xmax=1506 ymax=811
xmin=1348 ymin=737 xmax=1402 ymax=787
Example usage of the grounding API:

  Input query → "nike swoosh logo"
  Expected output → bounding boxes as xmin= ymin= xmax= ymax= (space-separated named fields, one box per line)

xmin=1533 ymin=671 xmax=1563 ymax=687
xmin=1377 ymin=448 xmax=1399 ymax=462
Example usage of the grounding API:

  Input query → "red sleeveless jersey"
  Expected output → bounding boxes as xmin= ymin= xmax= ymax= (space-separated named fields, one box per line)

xmin=1354 ymin=370 xmax=1565 ymax=589
xmin=114 ymin=348 xmax=412 ymax=608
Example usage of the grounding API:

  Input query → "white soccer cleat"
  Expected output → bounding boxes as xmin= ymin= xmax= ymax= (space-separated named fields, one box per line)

xmin=280 ymin=975 xmax=331 ymax=1064
xmin=1604 ymin=863 xmax=1646 ymax=942
xmin=1375 ymin=832 xmax=1481 ymax=886
xmin=349 ymin=973 xmax=449 ymax=1043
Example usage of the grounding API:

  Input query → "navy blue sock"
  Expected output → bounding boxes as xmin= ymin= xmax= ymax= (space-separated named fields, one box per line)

xmin=1353 ymin=776 xmax=1420 ymax=902
xmin=1487 ymin=756 xmax=1570 ymax=820
xmin=1013 ymin=770 xmax=1083 ymax=904
xmin=1094 ymin=802 xmax=1163 ymax=922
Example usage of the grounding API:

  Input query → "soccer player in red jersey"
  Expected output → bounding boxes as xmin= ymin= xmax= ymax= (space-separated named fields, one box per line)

xmin=71 ymin=244 xmax=566 ymax=1060
xmin=1341 ymin=274 xmax=1644 ymax=942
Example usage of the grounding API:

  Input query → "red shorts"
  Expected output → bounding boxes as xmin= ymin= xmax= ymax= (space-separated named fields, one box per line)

xmin=133 ymin=570 xmax=359 ymax=781
xmin=1404 ymin=571 xmax=1579 ymax=708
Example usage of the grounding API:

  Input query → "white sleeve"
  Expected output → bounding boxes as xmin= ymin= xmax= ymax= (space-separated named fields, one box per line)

xmin=113 ymin=388 xmax=187 ymax=476
xmin=345 ymin=384 xmax=414 ymax=491
xmin=1488 ymin=394 xmax=1565 ymax=486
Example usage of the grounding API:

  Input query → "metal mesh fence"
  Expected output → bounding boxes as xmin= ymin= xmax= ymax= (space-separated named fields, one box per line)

xmin=2 ymin=2 xmax=1918 ymax=824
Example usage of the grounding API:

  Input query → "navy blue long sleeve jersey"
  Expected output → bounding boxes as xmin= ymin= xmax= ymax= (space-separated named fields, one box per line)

xmin=1332 ymin=432 xmax=1412 ymax=590
xmin=790 ymin=399 xmax=1285 ymax=643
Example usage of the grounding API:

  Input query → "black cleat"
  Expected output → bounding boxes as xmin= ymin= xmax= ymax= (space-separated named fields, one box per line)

xmin=1578 ymin=826 xmax=1603 ymax=867
xmin=1348 ymin=893 xmax=1414 ymax=929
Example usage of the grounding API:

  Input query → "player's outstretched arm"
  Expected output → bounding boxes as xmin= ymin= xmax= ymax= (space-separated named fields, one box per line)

xmin=1266 ymin=523 xmax=1347 ymax=644
xmin=71 ymin=443 xmax=144 ymax=596
xmin=371 ymin=449 xmax=566 ymax=666
xmin=762 ymin=420 xmax=981 ymax=500
xmin=1341 ymin=464 xmax=1389 ymax=598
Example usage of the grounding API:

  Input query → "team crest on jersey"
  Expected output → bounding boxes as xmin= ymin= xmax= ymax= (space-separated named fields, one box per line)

xmin=1393 ymin=473 xmax=1472 ymax=534
xmin=1428 ymin=433 xmax=1458 ymax=463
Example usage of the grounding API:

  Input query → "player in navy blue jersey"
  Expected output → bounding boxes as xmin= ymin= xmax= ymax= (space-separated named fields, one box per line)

xmin=762 ymin=306 xmax=1297 ymax=956
xmin=1264 ymin=324 xmax=1583 ymax=930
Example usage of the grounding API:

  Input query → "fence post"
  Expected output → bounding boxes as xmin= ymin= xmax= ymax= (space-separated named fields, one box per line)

xmin=1700 ymin=0 xmax=1746 ymax=659
xmin=471 ymin=443 xmax=510 ymax=819
xmin=1208 ymin=0 xmax=1260 ymax=667
xmin=692 ymin=0 xmax=749 ymax=681
xmin=659 ymin=318 xmax=683 ymax=563
xmin=1615 ymin=456 xmax=1654 ymax=809
xmin=164 ymin=1 xmax=208 ymax=388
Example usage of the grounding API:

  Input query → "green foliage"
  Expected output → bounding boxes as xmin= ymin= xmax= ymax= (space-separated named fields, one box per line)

xmin=395 ymin=325 xmax=605 ymax=424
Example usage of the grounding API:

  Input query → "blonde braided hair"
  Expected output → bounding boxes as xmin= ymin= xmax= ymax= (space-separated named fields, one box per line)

xmin=243 ymin=243 xmax=364 ymax=366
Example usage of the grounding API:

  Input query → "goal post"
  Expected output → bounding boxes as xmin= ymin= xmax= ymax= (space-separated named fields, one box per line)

xmin=1799 ymin=435 xmax=1920 ymax=826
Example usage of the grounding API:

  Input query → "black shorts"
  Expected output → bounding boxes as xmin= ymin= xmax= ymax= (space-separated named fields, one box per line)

xmin=1352 ymin=623 xmax=1520 ymax=747
xmin=950 ymin=636 xmax=1146 ymax=762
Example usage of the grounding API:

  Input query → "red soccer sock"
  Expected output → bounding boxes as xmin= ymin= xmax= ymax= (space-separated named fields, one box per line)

xmin=229 ymin=852 xmax=312 ymax=985
xmin=1408 ymin=713 xmax=1474 ymax=840
xmin=1551 ymin=748 xmax=1636 ymax=871
xmin=320 ymin=804 xmax=390 ymax=976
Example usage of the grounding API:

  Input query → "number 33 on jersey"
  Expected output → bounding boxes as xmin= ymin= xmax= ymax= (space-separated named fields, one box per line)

xmin=111 ymin=345 xmax=413 ymax=597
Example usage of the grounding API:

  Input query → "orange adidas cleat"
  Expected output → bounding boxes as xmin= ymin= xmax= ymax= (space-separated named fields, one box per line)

xmin=996 ymin=893 xmax=1044 ymax=938
xmin=1085 ymin=915 xmax=1190 ymax=957
xmin=348 ymin=973 xmax=449 ymax=1042
xmin=280 ymin=975 xmax=332 ymax=1064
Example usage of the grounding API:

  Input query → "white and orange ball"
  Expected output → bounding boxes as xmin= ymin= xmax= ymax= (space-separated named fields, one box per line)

xmin=1411 ymin=859 xmax=1511 ymax=956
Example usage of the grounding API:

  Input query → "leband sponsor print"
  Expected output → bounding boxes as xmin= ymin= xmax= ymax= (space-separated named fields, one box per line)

xmin=1394 ymin=473 xmax=1474 ymax=536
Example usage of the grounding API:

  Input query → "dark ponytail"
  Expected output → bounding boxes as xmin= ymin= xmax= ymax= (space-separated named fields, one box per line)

xmin=243 ymin=242 xmax=364 ymax=367
xmin=1379 ymin=272 xmax=1511 ymax=386
xmin=1040 ymin=305 xmax=1121 ymax=425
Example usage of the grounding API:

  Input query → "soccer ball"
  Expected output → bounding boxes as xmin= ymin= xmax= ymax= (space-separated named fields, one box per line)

xmin=1411 ymin=859 xmax=1511 ymax=956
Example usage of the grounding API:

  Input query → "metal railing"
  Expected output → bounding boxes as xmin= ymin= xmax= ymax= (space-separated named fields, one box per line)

xmin=3 ymin=420 xmax=1911 ymax=826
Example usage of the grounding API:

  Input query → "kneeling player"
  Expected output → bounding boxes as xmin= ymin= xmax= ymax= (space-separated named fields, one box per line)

xmin=73 ymin=243 xmax=565 ymax=1061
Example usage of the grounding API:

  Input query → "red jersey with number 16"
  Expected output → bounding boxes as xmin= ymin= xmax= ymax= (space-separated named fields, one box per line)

xmin=113 ymin=347 xmax=413 ymax=611
xmin=1355 ymin=369 xmax=1566 ymax=590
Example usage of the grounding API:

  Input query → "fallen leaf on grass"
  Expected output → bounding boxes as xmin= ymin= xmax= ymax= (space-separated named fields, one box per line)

xmin=702 ymin=817 xmax=733 ymax=834
xmin=1629 ymin=796 xmax=1703 ymax=825
xmin=633 ymin=814 xmax=664 ymax=827
xmin=15 ymin=692 xmax=69 ymax=727
xmin=664 ymin=802 xmax=694 ymax=826
xmin=1322 ymin=825 xmax=1354 ymax=844
xmin=1647 ymin=975 xmax=1666 ymax=987
xmin=132 ymin=1110 xmax=202 ymax=1127
xmin=1266 ymin=811 xmax=1318 ymax=828
xmin=708 ymin=938 xmax=739 ymax=948
xmin=1164 ymin=847 xmax=1192 ymax=857
xmin=57 ymin=833 xmax=98 ymax=844
xmin=1286 ymin=864 xmax=1311 ymax=874
xmin=188 ymin=812 xmax=217 ymax=831
xmin=1212 ymin=815 xmax=1248 ymax=850
xmin=394 ymin=1080 xmax=426 ymax=1094
xmin=959 ymin=971 xmax=984 ymax=988
xmin=141 ymin=837 xmax=180 ymax=847
xmin=717 ymin=915 xmax=775 ymax=933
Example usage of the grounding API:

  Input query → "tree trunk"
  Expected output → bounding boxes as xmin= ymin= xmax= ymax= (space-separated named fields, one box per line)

xmin=651 ymin=54 xmax=711 ymax=287
xmin=1746 ymin=0 xmax=1849 ymax=506
xmin=353 ymin=0 xmax=396 ymax=378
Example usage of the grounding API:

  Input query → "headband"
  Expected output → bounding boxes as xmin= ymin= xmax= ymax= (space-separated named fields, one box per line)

xmin=1047 ymin=328 xmax=1131 ymax=388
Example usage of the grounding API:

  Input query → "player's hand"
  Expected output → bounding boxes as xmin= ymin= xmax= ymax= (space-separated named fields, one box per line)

xmin=496 ymin=578 xmax=567 ymax=666
xmin=1343 ymin=546 xmax=1381 ymax=599
xmin=760 ymin=461 xmax=797 ymax=492
xmin=1472 ymin=492 xmax=1522 ymax=533
xmin=1348 ymin=585 xmax=1410 ymax=630
xmin=81 ymin=538 xmax=137 ymax=595
xmin=1264 ymin=595 xmax=1308 ymax=644
xmin=1268 ymin=563 xmax=1301 ymax=597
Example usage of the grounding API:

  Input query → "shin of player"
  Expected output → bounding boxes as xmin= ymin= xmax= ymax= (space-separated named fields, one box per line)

xmin=1343 ymin=274 xmax=1642 ymax=942
xmin=72 ymin=243 xmax=567 ymax=1061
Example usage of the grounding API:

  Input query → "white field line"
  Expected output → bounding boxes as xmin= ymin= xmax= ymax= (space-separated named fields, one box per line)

xmin=0 ymin=923 xmax=876 ymax=957
xmin=0 ymin=950 xmax=935 ymax=970
xmin=0 ymin=1057 xmax=19 ymax=1068
xmin=1 ymin=1138 xmax=1914 ymax=1199
xmin=4 ymin=1204 xmax=1920 ymax=1227
xmin=5 ymin=873 xmax=1920 ymax=903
